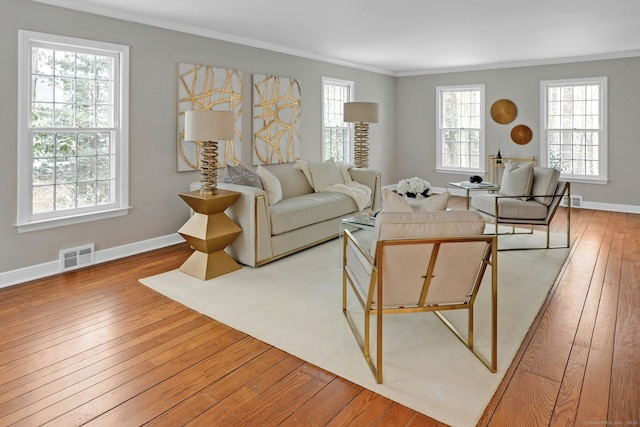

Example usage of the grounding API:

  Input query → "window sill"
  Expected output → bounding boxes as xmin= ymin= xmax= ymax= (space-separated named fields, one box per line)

xmin=436 ymin=167 xmax=487 ymax=176
xmin=561 ymin=176 xmax=608 ymax=185
xmin=16 ymin=207 xmax=131 ymax=234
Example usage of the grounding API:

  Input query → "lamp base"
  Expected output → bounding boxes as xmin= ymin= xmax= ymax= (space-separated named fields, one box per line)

xmin=200 ymin=140 xmax=219 ymax=194
xmin=353 ymin=122 xmax=370 ymax=168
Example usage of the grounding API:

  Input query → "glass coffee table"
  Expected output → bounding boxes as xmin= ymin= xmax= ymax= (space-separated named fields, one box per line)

xmin=339 ymin=212 xmax=376 ymax=266
xmin=447 ymin=181 xmax=500 ymax=209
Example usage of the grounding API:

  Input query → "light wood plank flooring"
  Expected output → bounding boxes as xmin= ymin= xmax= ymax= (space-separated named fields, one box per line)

xmin=1 ymin=199 xmax=638 ymax=426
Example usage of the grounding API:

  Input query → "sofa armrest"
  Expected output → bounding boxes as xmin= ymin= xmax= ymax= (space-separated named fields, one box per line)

xmin=349 ymin=168 xmax=382 ymax=211
xmin=217 ymin=183 xmax=273 ymax=267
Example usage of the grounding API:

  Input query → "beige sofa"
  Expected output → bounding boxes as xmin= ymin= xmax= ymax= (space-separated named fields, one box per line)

xmin=217 ymin=165 xmax=381 ymax=267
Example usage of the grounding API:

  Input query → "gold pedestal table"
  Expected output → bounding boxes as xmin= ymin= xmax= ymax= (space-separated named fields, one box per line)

xmin=178 ymin=190 xmax=242 ymax=280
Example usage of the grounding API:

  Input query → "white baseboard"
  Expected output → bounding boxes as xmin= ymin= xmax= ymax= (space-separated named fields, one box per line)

xmin=0 ymin=233 xmax=185 ymax=289
xmin=434 ymin=186 xmax=640 ymax=214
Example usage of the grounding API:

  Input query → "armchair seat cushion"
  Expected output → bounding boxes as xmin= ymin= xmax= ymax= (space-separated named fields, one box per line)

xmin=471 ymin=193 xmax=548 ymax=220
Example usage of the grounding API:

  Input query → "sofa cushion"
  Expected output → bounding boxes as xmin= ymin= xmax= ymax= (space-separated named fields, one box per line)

xmin=471 ymin=193 xmax=548 ymax=220
xmin=257 ymin=165 xmax=282 ymax=205
xmin=500 ymin=160 xmax=534 ymax=198
xmin=269 ymin=192 xmax=357 ymax=235
xmin=381 ymin=188 xmax=449 ymax=212
xmin=531 ymin=167 xmax=560 ymax=206
xmin=272 ymin=169 xmax=314 ymax=199
xmin=222 ymin=164 xmax=263 ymax=189
xmin=370 ymin=210 xmax=486 ymax=256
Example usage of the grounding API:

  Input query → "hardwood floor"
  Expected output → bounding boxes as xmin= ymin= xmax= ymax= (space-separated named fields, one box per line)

xmin=1 ymin=200 xmax=638 ymax=426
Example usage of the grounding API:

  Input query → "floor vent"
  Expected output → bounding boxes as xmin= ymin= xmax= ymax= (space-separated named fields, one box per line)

xmin=60 ymin=244 xmax=95 ymax=272
xmin=561 ymin=195 xmax=583 ymax=208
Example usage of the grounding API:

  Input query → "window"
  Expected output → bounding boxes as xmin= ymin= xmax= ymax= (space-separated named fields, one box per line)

xmin=322 ymin=78 xmax=354 ymax=162
xmin=17 ymin=30 xmax=129 ymax=233
xmin=541 ymin=77 xmax=607 ymax=183
xmin=436 ymin=85 xmax=485 ymax=173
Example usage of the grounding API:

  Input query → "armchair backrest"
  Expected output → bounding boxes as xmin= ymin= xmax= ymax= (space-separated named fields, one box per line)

xmin=370 ymin=211 xmax=491 ymax=308
xmin=544 ymin=180 xmax=569 ymax=222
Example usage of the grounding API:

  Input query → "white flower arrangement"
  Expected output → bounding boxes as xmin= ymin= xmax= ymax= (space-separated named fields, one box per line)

xmin=397 ymin=177 xmax=431 ymax=198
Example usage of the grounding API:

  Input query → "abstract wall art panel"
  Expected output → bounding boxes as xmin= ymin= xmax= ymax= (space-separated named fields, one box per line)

xmin=177 ymin=63 xmax=242 ymax=171
xmin=252 ymin=74 xmax=301 ymax=165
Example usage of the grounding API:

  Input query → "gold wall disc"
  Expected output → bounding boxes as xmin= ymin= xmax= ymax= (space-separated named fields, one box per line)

xmin=490 ymin=99 xmax=517 ymax=124
xmin=511 ymin=124 xmax=533 ymax=145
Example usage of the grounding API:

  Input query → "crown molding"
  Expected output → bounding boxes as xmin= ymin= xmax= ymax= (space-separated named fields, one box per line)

xmin=30 ymin=0 xmax=397 ymax=76
xmin=31 ymin=1 xmax=640 ymax=78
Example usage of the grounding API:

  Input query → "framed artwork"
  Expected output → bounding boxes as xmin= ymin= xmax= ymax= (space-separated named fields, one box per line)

xmin=177 ymin=63 xmax=242 ymax=171
xmin=252 ymin=74 xmax=301 ymax=165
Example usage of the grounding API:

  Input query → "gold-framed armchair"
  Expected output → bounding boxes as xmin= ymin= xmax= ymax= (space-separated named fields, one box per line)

xmin=471 ymin=166 xmax=571 ymax=251
xmin=342 ymin=210 xmax=498 ymax=384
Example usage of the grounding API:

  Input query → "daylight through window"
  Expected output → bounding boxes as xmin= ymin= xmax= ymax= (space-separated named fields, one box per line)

xmin=541 ymin=77 xmax=607 ymax=183
xmin=18 ymin=31 xmax=129 ymax=232
xmin=322 ymin=78 xmax=353 ymax=162
xmin=436 ymin=85 xmax=485 ymax=172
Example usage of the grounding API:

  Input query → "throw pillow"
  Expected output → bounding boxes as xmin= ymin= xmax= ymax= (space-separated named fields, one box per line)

xmin=410 ymin=192 xmax=450 ymax=212
xmin=531 ymin=167 xmax=560 ymax=206
xmin=336 ymin=161 xmax=355 ymax=183
xmin=382 ymin=188 xmax=450 ymax=212
xmin=256 ymin=165 xmax=282 ymax=205
xmin=382 ymin=188 xmax=413 ymax=212
xmin=308 ymin=159 xmax=344 ymax=191
xmin=499 ymin=160 xmax=534 ymax=198
xmin=221 ymin=164 xmax=263 ymax=189
xmin=293 ymin=160 xmax=314 ymax=188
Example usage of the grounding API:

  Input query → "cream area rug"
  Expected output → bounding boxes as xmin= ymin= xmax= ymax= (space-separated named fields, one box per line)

xmin=140 ymin=230 xmax=568 ymax=427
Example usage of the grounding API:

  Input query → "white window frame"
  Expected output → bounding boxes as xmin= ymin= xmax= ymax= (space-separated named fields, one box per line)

xmin=540 ymin=77 xmax=608 ymax=184
xmin=321 ymin=77 xmax=354 ymax=162
xmin=17 ymin=30 xmax=130 ymax=233
xmin=436 ymin=84 xmax=485 ymax=174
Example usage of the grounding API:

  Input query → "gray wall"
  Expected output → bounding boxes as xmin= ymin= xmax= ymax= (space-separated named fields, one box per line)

xmin=1 ymin=0 xmax=638 ymax=275
xmin=0 ymin=0 xmax=396 ymax=272
xmin=395 ymin=58 xmax=640 ymax=206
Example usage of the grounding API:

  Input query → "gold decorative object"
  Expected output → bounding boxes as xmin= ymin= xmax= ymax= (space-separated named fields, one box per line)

xmin=490 ymin=99 xmax=517 ymax=124
xmin=511 ymin=124 xmax=533 ymax=145
xmin=344 ymin=102 xmax=379 ymax=168
xmin=253 ymin=74 xmax=301 ymax=165
xmin=184 ymin=110 xmax=235 ymax=195
xmin=177 ymin=63 xmax=242 ymax=171
xmin=178 ymin=190 xmax=242 ymax=280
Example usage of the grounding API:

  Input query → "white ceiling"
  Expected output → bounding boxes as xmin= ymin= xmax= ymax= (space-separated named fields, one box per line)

xmin=33 ymin=0 xmax=640 ymax=75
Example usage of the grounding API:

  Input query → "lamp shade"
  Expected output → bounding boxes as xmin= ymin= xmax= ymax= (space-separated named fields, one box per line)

xmin=343 ymin=102 xmax=379 ymax=123
xmin=184 ymin=110 xmax=235 ymax=141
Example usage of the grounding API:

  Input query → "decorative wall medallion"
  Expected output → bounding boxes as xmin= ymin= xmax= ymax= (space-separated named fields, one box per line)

xmin=490 ymin=99 xmax=517 ymax=124
xmin=177 ymin=63 xmax=242 ymax=171
xmin=252 ymin=74 xmax=301 ymax=165
xmin=511 ymin=124 xmax=533 ymax=145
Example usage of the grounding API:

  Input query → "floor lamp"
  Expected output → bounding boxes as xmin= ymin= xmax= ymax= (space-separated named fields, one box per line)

xmin=184 ymin=110 xmax=235 ymax=195
xmin=344 ymin=102 xmax=379 ymax=168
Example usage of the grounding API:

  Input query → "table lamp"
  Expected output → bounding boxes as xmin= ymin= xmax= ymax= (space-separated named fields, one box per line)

xmin=184 ymin=110 xmax=234 ymax=195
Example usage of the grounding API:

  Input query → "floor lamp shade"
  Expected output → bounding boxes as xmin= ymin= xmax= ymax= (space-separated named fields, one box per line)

xmin=343 ymin=102 xmax=379 ymax=168
xmin=343 ymin=102 xmax=379 ymax=124
xmin=184 ymin=110 xmax=235 ymax=194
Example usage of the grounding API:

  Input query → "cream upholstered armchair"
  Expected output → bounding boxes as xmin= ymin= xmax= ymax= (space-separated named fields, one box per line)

xmin=342 ymin=210 xmax=497 ymax=384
